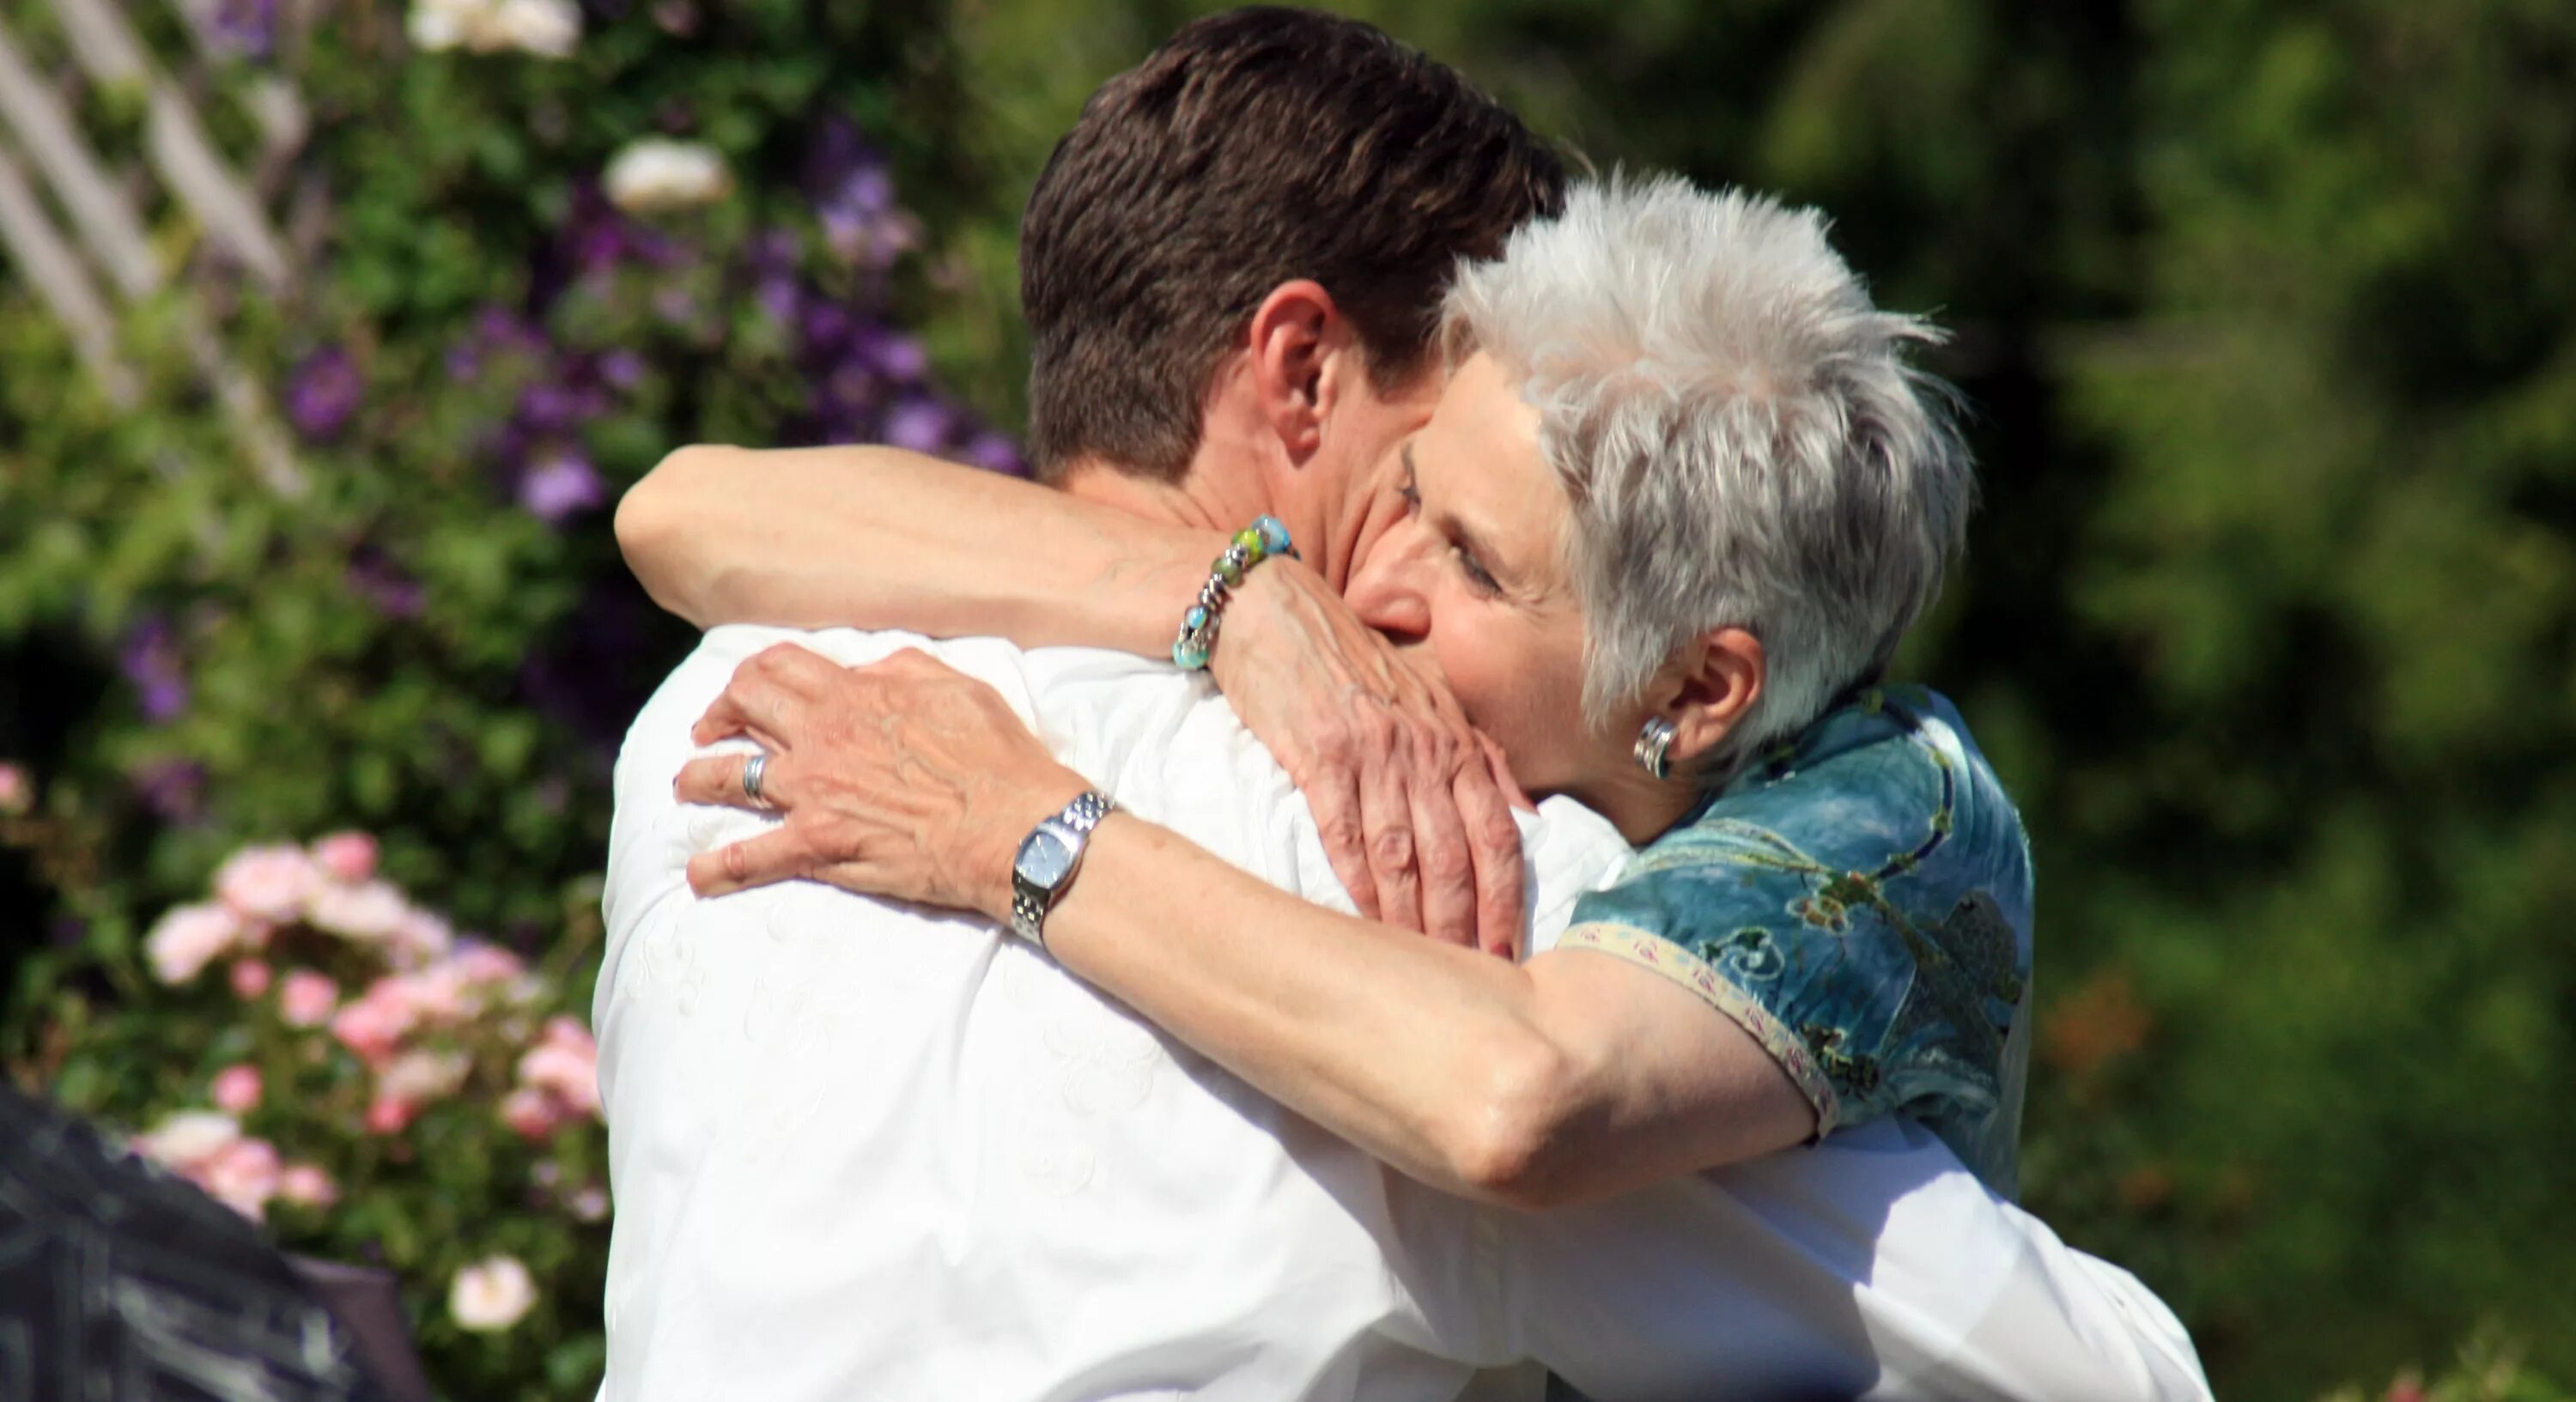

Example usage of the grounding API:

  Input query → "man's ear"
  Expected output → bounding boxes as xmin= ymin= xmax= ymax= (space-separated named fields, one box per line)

xmin=1666 ymin=627 xmax=1765 ymax=768
xmin=1246 ymin=280 xmax=1341 ymax=464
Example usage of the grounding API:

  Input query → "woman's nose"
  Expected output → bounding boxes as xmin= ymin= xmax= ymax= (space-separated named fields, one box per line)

xmin=1346 ymin=522 xmax=1434 ymax=641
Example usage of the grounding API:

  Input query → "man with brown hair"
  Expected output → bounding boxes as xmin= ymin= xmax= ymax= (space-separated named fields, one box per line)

xmin=600 ymin=10 xmax=1592 ymax=1398
xmin=624 ymin=7 xmax=1563 ymax=951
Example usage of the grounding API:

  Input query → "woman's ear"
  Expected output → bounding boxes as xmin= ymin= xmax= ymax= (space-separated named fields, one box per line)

xmin=1247 ymin=280 xmax=1340 ymax=462
xmin=1666 ymin=626 xmax=1765 ymax=767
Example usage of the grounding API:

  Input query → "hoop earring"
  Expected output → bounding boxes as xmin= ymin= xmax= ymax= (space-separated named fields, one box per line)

xmin=1633 ymin=716 xmax=1676 ymax=780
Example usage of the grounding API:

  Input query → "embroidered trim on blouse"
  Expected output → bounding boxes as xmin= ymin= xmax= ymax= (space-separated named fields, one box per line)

xmin=1555 ymin=919 xmax=1842 ymax=1139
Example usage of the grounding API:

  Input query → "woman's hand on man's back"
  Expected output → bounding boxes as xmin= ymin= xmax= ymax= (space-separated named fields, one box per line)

xmin=1211 ymin=559 xmax=1529 ymax=957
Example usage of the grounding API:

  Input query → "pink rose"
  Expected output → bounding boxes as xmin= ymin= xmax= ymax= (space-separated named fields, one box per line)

xmin=228 ymin=959 xmax=273 ymax=1000
xmin=541 ymin=1015 xmax=594 ymax=1053
xmin=145 ymin=903 xmax=245 ymax=985
xmin=500 ymin=1086 xmax=562 ymax=1141
xmin=451 ymin=942 xmax=528 ymax=985
xmin=210 ymin=1064 xmax=263 ymax=1114
xmin=197 ymin=1137 xmax=283 ymax=1220
xmin=388 ymin=908 xmax=454 ymax=968
xmin=0 ymin=762 xmax=29 ymax=816
xmin=386 ymin=966 xmax=476 ymax=1025
xmin=364 ymin=1093 xmax=418 ymax=1136
xmin=279 ymin=969 xmax=340 ymax=1028
xmin=312 ymin=831 xmax=379 ymax=883
xmin=517 ymin=1041 xmax=599 ymax=1117
xmin=277 ymin=1162 xmax=338 ymax=1208
xmin=330 ymin=987 xmax=414 ymax=1065
xmin=308 ymin=880 xmax=411 ymax=943
xmin=212 ymin=844 xmax=320 ymax=923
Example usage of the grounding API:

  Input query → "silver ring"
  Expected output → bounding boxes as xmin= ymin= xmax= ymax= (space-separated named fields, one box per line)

xmin=741 ymin=751 xmax=774 ymax=810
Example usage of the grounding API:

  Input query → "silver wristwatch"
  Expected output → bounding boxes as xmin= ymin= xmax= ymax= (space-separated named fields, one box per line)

xmin=1009 ymin=791 xmax=1115 ymax=949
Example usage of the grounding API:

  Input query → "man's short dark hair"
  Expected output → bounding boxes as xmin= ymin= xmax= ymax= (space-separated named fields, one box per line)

xmin=1018 ymin=6 xmax=1567 ymax=483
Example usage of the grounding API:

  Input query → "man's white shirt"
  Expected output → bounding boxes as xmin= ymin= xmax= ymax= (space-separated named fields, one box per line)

xmin=597 ymin=625 xmax=2210 ymax=1402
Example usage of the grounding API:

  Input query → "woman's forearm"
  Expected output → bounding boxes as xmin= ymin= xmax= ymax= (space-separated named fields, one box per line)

xmin=616 ymin=444 xmax=1218 ymax=652
xmin=1043 ymin=812 xmax=1585 ymax=1206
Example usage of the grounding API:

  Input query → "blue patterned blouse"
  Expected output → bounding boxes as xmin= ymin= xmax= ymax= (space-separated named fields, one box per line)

xmin=1559 ymin=685 xmax=2034 ymax=1197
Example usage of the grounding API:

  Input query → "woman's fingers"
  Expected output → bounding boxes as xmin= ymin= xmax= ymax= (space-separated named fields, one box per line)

xmin=1303 ymin=763 xmax=1383 ymax=923
xmin=1447 ymin=756 xmax=1527 ymax=959
xmin=1353 ymin=713 xmax=1425 ymax=933
xmin=672 ymin=752 xmax=787 ymax=811
xmin=686 ymin=823 xmax=825 ymax=897
xmin=690 ymin=644 xmax=839 ymax=745
xmin=1404 ymin=751 xmax=1479 ymax=948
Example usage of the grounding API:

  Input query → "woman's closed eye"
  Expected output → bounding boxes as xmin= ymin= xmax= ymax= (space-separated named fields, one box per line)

xmin=1452 ymin=545 xmax=1503 ymax=597
xmin=1400 ymin=446 xmax=1504 ymax=598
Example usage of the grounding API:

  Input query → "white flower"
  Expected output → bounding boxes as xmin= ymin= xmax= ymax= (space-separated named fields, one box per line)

xmin=308 ymin=879 xmax=411 ymax=943
xmin=378 ymin=1047 xmax=471 ymax=1103
xmin=213 ymin=844 xmax=320 ymax=924
xmin=450 ymin=1255 xmax=538 ymax=1331
xmin=405 ymin=0 xmax=471 ymax=51
xmin=409 ymin=0 xmax=578 ymax=58
xmin=145 ymin=902 xmax=245 ymax=985
xmin=136 ymin=1111 xmax=240 ymax=1169
xmin=603 ymin=138 xmax=733 ymax=215
xmin=489 ymin=0 xmax=580 ymax=58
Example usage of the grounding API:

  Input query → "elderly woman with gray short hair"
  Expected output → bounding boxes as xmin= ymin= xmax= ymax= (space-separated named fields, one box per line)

xmin=653 ymin=177 xmax=2029 ymax=1208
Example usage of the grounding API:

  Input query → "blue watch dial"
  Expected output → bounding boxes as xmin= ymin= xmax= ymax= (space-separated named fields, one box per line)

xmin=1015 ymin=825 xmax=1078 ymax=889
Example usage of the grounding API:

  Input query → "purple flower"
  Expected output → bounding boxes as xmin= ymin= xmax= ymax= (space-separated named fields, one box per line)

xmin=211 ymin=0 xmax=276 ymax=58
xmin=756 ymin=275 xmax=801 ymax=328
xmin=519 ymin=384 xmax=580 ymax=434
xmin=520 ymin=454 xmax=606 ymax=524
xmin=131 ymin=758 xmax=205 ymax=822
xmin=119 ymin=617 xmax=189 ymax=723
xmin=864 ymin=330 xmax=929 ymax=382
xmin=598 ymin=349 xmax=647 ymax=392
xmin=285 ymin=349 xmax=361 ymax=442
xmin=883 ymin=398 xmax=955 ymax=453
xmin=348 ymin=549 xmax=425 ymax=618
xmin=964 ymin=432 xmax=1026 ymax=476
xmin=799 ymin=302 xmax=854 ymax=358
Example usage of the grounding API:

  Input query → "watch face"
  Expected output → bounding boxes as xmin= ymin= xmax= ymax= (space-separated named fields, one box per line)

xmin=1015 ymin=825 xmax=1078 ymax=889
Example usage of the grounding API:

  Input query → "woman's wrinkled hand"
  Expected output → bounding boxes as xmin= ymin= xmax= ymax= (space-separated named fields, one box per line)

xmin=1211 ymin=557 xmax=1529 ymax=957
xmin=671 ymin=644 xmax=1091 ymax=923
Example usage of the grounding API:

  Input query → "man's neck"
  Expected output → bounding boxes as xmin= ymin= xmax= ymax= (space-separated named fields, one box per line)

xmin=1054 ymin=421 xmax=1315 ymax=558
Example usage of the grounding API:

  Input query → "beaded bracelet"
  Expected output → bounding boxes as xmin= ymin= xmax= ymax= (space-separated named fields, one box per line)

xmin=1171 ymin=514 xmax=1297 ymax=670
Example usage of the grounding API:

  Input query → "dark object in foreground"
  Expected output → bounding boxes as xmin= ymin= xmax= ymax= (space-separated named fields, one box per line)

xmin=0 ymin=1079 xmax=420 ymax=1401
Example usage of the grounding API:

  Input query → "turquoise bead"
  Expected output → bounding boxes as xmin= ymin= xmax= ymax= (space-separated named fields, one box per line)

xmin=1183 ymin=604 xmax=1209 ymax=630
xmin=1255 ymin=516 xmax=1292 ymax=555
